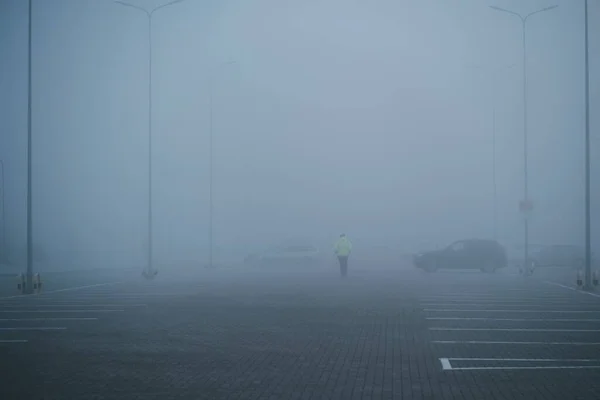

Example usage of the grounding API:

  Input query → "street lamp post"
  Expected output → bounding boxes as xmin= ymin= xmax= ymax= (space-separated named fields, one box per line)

xmin=208 ymin=61 xmax=236 ymax=269
xmin=0 ymin=159 xmax=5 ymax=252
xmin=25 ymin=0 xmax=33 ymax=294
xmin=469 ymin=63 xmax=515 ymax=240
xmin=584 ymin=0 xmax=592 ymax=289
xmin=489 ymin=4 xmax=558 ymax=270
xmin=115 ymin=0 xmax=185 ymax=276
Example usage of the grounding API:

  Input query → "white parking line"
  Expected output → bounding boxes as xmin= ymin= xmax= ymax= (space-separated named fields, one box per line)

xmin=0 ymin=318 xmax=98 ymax=321
xmin=0 ymin=304 xmax=146 ymax=308
xmin=421 ymin=299 xmax=576 ymax=304
xmin=425 ymin=309 xmax=600 ymax=313
xmin=427 ymin=317 xmax=600 ymax=321
xmin=430 ymin=327 xmax=600 ymax=332
xmin=61 ymin=293 xmax=183 ymax=297
xmin=421 ymin=303 xmax=594 ymax=308
xmin=545 ymin=281 xmax=600 ymax=298
xmin=439 ymin=357 xmax=600 ymax=371
xmin=0 ymin=327 xmax=66 ymax=331
xmin=0 ymin=339 xmax=28 ymax=343
xmin=446 ymin=365 xmax=600 ymax=371
xmin=0 ymin=299 xmax=147 ymax=308
xmin=0 ymin=310 xmax=124 ymax=313
xmin=447 ymin=357 xmax=600 ymax=361
xmin=421 ymin=296 xmax=574 ymax=301
xmin=440 ymin=358 xmax=452 ymax=370
xmin=0 ymin=281 xmax=125 ymax=300
xmin=433 ymin=341 xmax=600 ymax=345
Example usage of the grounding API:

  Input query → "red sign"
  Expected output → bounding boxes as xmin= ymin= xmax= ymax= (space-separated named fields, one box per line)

xmin=519 ymin=199 xmax=533 ymax=212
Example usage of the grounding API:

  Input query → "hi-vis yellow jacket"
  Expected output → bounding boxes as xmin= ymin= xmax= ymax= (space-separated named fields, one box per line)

xmin=334 ymin=236 xmax=352 ymax=257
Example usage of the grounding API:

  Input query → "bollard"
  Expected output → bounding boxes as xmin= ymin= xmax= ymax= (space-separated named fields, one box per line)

xmin=577 ymin=269 xmax=584 ymax=287
xmin=32 ymin=273 xmax=42 ymax=293
xmin=142 ymin=269 xmax=157 ymax=280
xmin=16 ymin=273 xmax=25 ymax=293
xmin=593 ymin=270 xmax=598 ymax=287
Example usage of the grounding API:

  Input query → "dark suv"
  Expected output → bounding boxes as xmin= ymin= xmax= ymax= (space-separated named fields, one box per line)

xmin=413 ymin=239 xmax=507 ymax=273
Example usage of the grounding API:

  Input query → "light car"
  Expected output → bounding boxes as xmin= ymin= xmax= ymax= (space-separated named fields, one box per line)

xmin=245 ymin=244 xmax=322 ymax=267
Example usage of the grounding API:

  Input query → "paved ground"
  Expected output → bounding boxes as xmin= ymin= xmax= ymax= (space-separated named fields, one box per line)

xmin=0 ymin=263 xmax=599 ymax=399
xmin=0 ymin=267 xmax=140 ymax=297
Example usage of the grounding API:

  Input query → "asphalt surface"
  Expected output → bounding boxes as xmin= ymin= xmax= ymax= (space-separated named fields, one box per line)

xmin=1 ymin=264 xmax=599 ymax=399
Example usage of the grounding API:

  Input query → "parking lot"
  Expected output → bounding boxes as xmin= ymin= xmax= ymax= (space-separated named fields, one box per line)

xmin=420 ymin=272 xmax=600 ymax=365
xmin=0 ymin=265 xmax=599 ymax=399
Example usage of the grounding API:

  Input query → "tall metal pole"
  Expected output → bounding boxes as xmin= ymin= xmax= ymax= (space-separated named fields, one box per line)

xmin=148 ymin=15 xmax=153 ymax=274
xmin=208 ymin=80 xmax=214 ymax=268
xmin=522 ymin=19 xmax=529 ymax=271
xmin=26 ymin=0 xmax=33 ymax=294
xmin=468 ymin=63 xmax=515 ymax=240
xmin=207 ymin=60 xmax=235 ymax=268
xmin=584 ymin=0 xmax=592 ymax=289
xmin=490 ymin=4 xmax=558 ymax=269
xmin=492 ymin=92 xmax=498 ymax=240
xmin=115 ymin=0 xmax=184 ymax=275
xmin=0 ymin=159 xmax=5 ymax=251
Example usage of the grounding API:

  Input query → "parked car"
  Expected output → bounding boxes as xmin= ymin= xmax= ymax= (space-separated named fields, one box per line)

xmin=413 ymin=239 xmax=507 ymax=273
xmin=245 ymin=243 xmax=323 ymax=267
xmin=508 ymin=244 xmax=546 ymax=268
xmin=530 ymin=245 xmax=586 ymax=269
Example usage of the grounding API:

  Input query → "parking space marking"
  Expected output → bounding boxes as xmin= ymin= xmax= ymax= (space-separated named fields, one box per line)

xmin=60 ymin=293 xmax=187 ymax=297
xmin=0 ymin=281 xmax=125 ymax=300
xmin=545 ymin=281 xmax=600 ymax=298
xmin=445 ymin=365 xmax=600 ymax=371
xmin=430 ymin=327 xmax=600 ymax=332
xmin=0 ymin=318 xmax=98 ymax=321
xmin=0 ymin=327 xmax=66 ymax=331
xmin=422 ymin=303 xmax=581 ymax=307
xmin=0 ymin=310 xmax=124 ymax=313
xmin=0 ymin=304 xmax=146 ymax=308
xmin=0 ymin=339 xmax=28 ymax=343
xmin=440 ymin=358 xmax=452 ymax=370
xmin=421 ymin=296 xmax=576 ymax=301
xmin=439 ymin=357 xmax=600 ymax=371
xmin=433 ymin=341 xmax=600 ymax=345
xmin=424 ymin=309 xmax=600 ymax=313
xmin=427 ymin=317 xmax=600 ymax=321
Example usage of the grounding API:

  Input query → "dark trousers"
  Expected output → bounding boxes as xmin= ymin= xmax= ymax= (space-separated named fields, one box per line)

xmin=338 ymin=256 xmax=349 ymax=277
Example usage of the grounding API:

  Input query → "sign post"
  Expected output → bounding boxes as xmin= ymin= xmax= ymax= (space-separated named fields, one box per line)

xmin=519 ymin=199 xmax=534 ymax=274
xmin=519 ymin=199 xmax=534 ymax=215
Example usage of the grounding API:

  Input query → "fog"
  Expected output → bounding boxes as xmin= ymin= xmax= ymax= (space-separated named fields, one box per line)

xmin=0 ymin=0 xmax=598 ymax=271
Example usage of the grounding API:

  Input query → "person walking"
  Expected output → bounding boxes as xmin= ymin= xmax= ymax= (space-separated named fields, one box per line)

xmin=334 ymin=233 xmax=352 ymax=277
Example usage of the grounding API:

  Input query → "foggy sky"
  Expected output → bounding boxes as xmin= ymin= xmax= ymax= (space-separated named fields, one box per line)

xmin=0 ymin=0 xmax=598 ymax=269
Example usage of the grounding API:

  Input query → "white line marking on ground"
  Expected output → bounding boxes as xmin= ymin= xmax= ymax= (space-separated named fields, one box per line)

xmin=0 ymin=318 xmax=98 ymax=321
xmin=446 ymin=365 xmax=600 ymax=371
xmin=427 ymin=317 xmax=600 ymax=322
xmin=0 ymin=281 xmax=125 ymax=300
xmin=0 ymin=304 xmax=146 ymax=308
xmin=424 ymin=309 xmax=600 ymax=313
xmin=62 ymin=293 xmax=183 ymax=297
xmin=433 ymin=341 xmax=600 ymax=345
xmin=440 ymin=358 xmax=452 ymax=370
xmin=421 ymin=296 xmax=574 ymax=301
xmin=421 ymin=300 xmax=576 ymax=304
xmin=447 ymin=357 xmax=600 ymax=362
xmin=0 ymin=339 xmax=28 ymax=343
xmin=544 ymin=281 xmax=600 ymax=298
xmin=0 ymin=310 xmax=124 ymax=313
xmin=0 ymin=327 xmax=66 ymax=331
xmin=421 ymin=303 xmax=592 ymax=308
xmin=430 ymin=327 xmax=600 ymax=332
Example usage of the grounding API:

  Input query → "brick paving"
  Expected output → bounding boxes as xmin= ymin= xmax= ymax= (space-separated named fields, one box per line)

xmin=0 ymin=265 xmax=599 ymax=399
